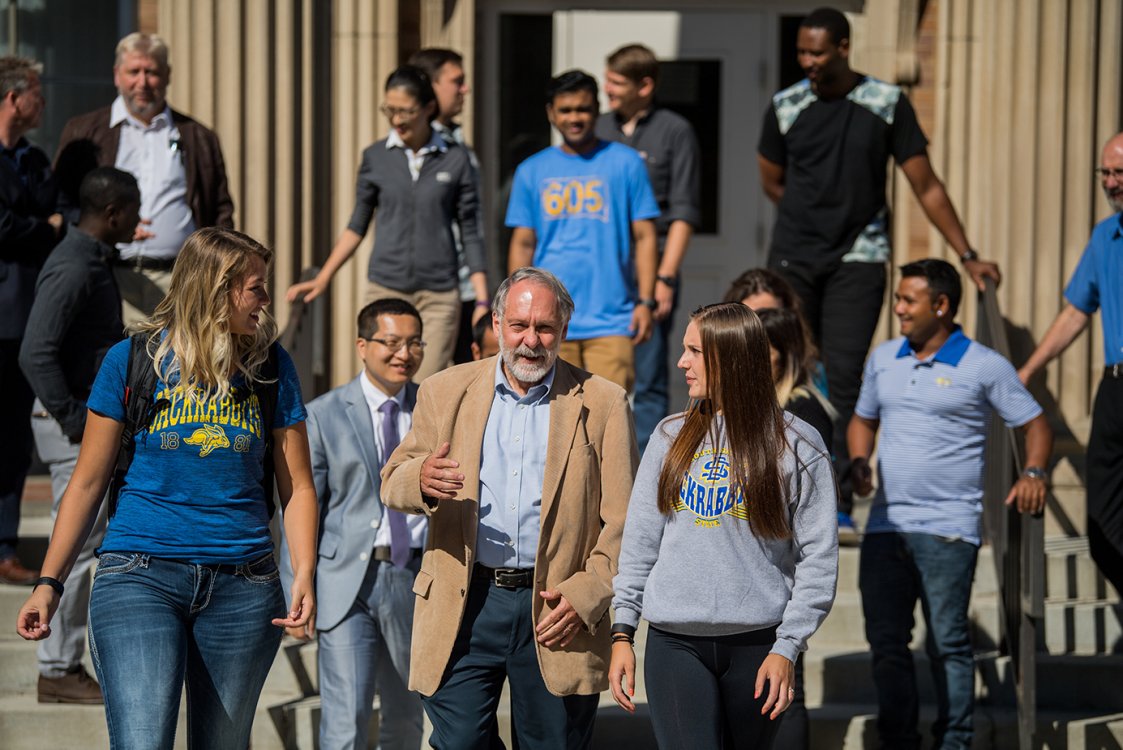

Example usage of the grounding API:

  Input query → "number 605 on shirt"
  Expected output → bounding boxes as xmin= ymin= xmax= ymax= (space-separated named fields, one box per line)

xmin=541 ymin=178 xmax=606 ymax=220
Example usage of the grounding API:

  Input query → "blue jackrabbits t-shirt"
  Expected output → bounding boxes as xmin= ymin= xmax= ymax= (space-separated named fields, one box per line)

xmin=505 ymin=141 xmax=659 ymax=340
xmin=87 ymin=338 xmax=307 ymax=563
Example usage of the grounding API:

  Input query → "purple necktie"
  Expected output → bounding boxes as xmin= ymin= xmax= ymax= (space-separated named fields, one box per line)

xmin=379 ymin=399 xmax=411 ymax=568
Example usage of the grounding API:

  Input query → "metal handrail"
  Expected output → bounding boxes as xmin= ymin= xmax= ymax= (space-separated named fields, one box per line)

xmin=280 ymin=266 xmax=328 ymax=403
xmin=976 ymin=278 xmax=1044 ymax=749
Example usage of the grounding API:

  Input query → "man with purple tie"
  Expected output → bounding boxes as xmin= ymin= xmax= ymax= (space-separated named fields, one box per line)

xmin=281 ymin=298 xmax=427 ymax=750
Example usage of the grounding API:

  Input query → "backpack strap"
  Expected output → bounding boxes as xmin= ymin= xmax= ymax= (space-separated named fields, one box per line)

xmin=106 ymin=333 xmax=165 ymax=518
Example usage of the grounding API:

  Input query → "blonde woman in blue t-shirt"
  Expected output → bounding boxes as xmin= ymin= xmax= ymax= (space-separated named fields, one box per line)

xmin=17 ymin=227 xmax=318 ymax=750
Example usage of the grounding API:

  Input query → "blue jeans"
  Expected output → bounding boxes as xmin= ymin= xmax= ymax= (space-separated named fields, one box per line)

xmin=318 ymin=557 xmax=423 ymax=750
xmin=89 ymin=552 xmax=285 ymax=750
xmin=633 ymin=280 xmax=678 ymax=457
xmin=859 ymin=532 xmax=978 ymax=750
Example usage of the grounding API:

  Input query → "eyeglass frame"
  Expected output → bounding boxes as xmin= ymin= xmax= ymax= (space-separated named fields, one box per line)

xmin=1094 ymin=167 xmax=1123 ymax=180
xmin=362 ymin=336 xmax=427 ymax=354
xmin=379 ymin=103 xmax=422 ymax=121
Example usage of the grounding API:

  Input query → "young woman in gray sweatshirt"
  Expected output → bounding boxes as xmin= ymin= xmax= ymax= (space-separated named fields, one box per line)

xmin=609 ymin=302 xmax=838 ymax=749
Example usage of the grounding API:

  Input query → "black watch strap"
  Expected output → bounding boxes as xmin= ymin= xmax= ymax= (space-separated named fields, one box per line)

xmin=960 ymin=249 xmax=979 ymax=263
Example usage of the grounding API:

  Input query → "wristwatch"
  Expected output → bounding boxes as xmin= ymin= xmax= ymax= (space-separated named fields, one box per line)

xmin=638 ymin=299 xmax=657 ymax=310
xmin=960 ymin=248 xmax=979 ymax=264
xmin=1023 ymin=466 xmax=1047 ymax=481
xmin=656 ymin=274 xmax=676 ymax=287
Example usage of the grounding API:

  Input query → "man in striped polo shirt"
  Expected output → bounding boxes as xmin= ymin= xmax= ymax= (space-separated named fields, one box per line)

xmin=848 ymin=258 xmax=1052 ymax=750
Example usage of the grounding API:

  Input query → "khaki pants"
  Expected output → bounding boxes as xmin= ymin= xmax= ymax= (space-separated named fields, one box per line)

xmin=365 ymin=282 xmax=461 ymax=382
xmin=113 ymin=265 xmax=174 ymax=329
xmin=559 ymin=336 xmax=634 ymax=392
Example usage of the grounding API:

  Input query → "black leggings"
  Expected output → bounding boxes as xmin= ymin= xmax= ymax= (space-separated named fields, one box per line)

xmin=644 ymin=626 xmax=784 ymax=750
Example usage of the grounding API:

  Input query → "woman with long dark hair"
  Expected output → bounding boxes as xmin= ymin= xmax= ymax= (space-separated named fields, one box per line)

xmin=608 ymin=302 xmax=837 ymax=749
xmin=17 ymin=227 xmax=317 ymax=750
xmin=286 ymin=64 xmax=489 ymax=379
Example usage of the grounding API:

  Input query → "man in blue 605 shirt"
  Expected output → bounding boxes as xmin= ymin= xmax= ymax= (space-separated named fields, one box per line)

xmin=507 ymin=70 xmax=658 ymax=394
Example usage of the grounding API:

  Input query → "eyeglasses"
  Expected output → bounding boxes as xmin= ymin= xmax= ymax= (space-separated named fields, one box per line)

xmin=379 ymin=104 xmax=421 ymax=121
xmin=1095 ymin=167 xmax=1123 ymax=180
xmin=364 ymin=336 xmax=426 ymax=354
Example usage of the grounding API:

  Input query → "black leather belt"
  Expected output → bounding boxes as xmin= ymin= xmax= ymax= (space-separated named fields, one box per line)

xmin=372 ymin=546 xmax=422 ymax=562
xmin=115 ymin=255 xmax=177 ymax=271
xmin=474 ymin=564 xmax=535 ymax=589
xmin=1106 ymin=364 xmax=1123 ymax=378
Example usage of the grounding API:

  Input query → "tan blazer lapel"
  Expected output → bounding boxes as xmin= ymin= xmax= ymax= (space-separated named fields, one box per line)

xmin=457 ymin=364 xmax=496 ymax=547
xmin=539 ymin=364 xmax=582 ymax=523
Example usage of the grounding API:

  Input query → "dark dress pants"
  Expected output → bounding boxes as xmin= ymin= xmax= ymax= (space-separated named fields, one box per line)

xmin=0 ymin=339 xmax=34 ymax=559
xmin=770 ymin=256 xmax=887 ymax=514
xmin=1088 ymin=375 xmax=1123 ymax=595
xmin=422 ymin=574 xmax=598 ymax=750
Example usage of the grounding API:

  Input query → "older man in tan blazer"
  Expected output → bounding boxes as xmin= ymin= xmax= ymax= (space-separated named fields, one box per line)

xmin=382 ymin=266 xmax=637 ymax=749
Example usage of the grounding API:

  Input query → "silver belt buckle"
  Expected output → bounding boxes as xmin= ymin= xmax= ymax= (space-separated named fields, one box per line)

xmin=492 ymin=568 xmax=524 ymax=589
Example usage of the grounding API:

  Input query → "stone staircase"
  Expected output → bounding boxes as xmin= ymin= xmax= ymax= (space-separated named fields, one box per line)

xmin=3 ymin=479 xmax=1122 ymax=749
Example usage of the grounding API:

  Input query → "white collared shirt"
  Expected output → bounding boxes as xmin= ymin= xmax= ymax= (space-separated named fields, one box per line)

xmin=359 ymin=373 xmax=427 ymax=549
xmin=111 ymin=96 xmax=196 ymax=260
xmin=385 ymin=128 xmax=447 ymax=182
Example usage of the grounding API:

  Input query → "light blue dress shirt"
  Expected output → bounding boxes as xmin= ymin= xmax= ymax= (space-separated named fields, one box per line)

xmin=475 ymin=359 xmax=556 ymax=569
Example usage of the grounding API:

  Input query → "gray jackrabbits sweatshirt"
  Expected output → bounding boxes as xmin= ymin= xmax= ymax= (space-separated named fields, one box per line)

xmin=612 ymin=413 xmax=838 ymax=662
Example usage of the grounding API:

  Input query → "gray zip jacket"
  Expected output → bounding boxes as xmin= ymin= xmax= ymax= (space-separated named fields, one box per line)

xmin=612 ymin=413 xmax=838 ymax=662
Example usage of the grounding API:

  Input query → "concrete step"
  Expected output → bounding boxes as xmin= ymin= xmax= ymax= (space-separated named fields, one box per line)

xmin=806 ymin=589 xmax=1003 ymax=653
xmin=1044 ymin=598 xmax=1123 ymax=655
xmin=808 ymin=703 xmax=1123 ymax=750
xmin=1045 ymin=536 xmax=1121 ymax=602
xmin=0 ymin=689 xmax=296 ymax=750
xmin=808 ymin=650 xmax=1123 ymax=714
xmin=980 ymin=654 xmax=1123 ymax=713
xmin=834 ymin=542 xmax=998 ymax=598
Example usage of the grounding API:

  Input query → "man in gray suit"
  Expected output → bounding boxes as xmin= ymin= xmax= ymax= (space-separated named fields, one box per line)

xmin=286 ymin=298 xmax=426 ymax=750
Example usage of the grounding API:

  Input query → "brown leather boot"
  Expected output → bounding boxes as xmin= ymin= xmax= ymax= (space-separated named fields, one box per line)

xmin=0 ymin=556 xmax=39 ymax=585
xmin=38 ymin=666 xmax=104 ymax=704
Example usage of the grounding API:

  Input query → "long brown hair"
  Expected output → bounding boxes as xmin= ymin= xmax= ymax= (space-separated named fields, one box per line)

xmin=657 ymin=303 xmax=791 ymax=539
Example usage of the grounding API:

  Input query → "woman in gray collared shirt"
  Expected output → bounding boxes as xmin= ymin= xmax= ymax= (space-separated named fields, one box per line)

xmin=286 ymin=65 xmax=489 ymax=380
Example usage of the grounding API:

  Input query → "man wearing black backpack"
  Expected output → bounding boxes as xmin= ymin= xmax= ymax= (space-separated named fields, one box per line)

xmin=19 ymin=167 xmax=140 ymax=704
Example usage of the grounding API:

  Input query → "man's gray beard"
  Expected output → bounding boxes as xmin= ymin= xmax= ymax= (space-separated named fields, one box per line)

xmin=501 ymin=342 xmax=555 ymax=384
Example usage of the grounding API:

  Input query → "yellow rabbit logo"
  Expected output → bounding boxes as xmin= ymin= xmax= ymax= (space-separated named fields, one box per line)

xmin=184 ymin=424 xmax=230 ymax=457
